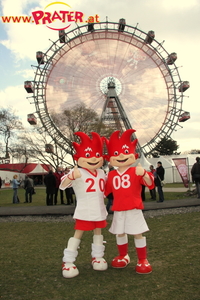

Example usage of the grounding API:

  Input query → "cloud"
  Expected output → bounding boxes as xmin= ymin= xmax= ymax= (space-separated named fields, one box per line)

xmin=0 ymin=84 xmax=33 ymax=126
xmin=1 ymin=0 xmax=61 ymax=61
xmin=16 ymin=68 xmax=35 ymax=79
xmin=160 ymin=0 xmax=199 ymax=10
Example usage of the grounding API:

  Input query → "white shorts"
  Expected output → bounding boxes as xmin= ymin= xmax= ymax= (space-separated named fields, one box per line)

xmin=109 ymin=209 xmax=149 ymax=235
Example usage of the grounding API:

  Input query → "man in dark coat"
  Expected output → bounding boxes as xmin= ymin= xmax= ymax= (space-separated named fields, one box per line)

xmin=64 ymin=168 xmax=74 ymax=205
xmin=191 ymin=157 xmax=200 ymax=198
xmin=24 ymin=175 xmax=34 ymax=203
xmin=155 ymin=161 xmax=165 ymax=202
xmin=44 ymin=170 xmax=57 ymax=205
xmin=54 ymin=166 xmax=65 ymax=205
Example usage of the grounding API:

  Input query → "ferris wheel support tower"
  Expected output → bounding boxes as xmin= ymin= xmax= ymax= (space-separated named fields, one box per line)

xmin=100 ymin=77 xmax=142 ymax=155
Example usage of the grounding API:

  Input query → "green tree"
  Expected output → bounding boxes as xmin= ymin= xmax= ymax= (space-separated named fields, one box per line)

xmin=152 ymin=137 xmax=180 ymax=156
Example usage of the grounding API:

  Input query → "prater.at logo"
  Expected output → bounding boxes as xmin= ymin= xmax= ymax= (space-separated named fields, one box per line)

xmin=32 ymin=1 xmax=100 ymax=30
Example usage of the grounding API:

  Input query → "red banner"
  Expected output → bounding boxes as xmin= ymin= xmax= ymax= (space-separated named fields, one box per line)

xmin=172 ymin=158 xmax=189 ymax=188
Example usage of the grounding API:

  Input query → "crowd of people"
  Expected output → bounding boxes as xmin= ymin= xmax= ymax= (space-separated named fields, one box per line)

xmin=7 ymin=161 xmax=168 ymax=206
xmin=44 ymin=166 xmax=75 ymax=206
xmin=8 ymin=156 xmax=200 ymax=206
xmin=9 ymin=166 xmax=75 ymax=205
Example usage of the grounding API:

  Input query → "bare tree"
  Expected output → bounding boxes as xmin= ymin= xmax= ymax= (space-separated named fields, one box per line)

xmin=0 ymin=107 xmax=24 ymax=159
xmin=52 ymin=102 xmax=113 ymax=141
xmin=11 ymin=127 xmax=74 ymax=169
xmin=6 ymin=104 xmax=114 ymax=167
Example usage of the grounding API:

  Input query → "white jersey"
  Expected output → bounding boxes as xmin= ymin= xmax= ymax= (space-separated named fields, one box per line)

xmin=61 ymin=168 xmax=107 ymax=221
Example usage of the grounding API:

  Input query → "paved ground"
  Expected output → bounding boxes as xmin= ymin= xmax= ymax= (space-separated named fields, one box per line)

xmin=0 ymin=198 xmax=199 ymax=216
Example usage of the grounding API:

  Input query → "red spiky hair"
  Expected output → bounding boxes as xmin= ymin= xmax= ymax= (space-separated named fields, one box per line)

xmin=73 ymin=132 xmax=103 ymax=161
xmin=105 ymin=129 xmax=138 ymax=160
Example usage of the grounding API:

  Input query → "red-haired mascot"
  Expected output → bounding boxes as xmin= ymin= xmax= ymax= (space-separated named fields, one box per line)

xmin=59 ymin=132 xmax=108 ymax=278
xmin=105 ymin=129 xmax=154 ymax=274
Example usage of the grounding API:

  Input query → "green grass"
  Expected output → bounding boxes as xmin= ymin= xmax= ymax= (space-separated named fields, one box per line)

xmin=0 ymin=183 xmax=191 ymax=207
xmin=145 ymin=189 xmax=189 ymax=202
xmin=0 ymin=212 xmax=200 ymax=300
xmin=0 ymin=187 xmax=47 ymax=207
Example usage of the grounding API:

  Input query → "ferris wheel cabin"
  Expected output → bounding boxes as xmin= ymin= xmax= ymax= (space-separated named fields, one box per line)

xmin=88 ymin=22 xmax=94 ymax=32
xmin=59 ymin=30 xmax=65 ymax=43
xmin=27 ymin=113 xmax=37 ymax=125
xmin=144 ymin=30 xmax=155 ymax=44
xmin=166 ymin=52 xmax=177 ymax=65
xmin=36 ymin=51 xmax=45 ymax=64
xmin=45 ymin=144 xmax=54 ymax=153
xmin=179 ymin=111 xmax=190 ymax=122
xmin=24 ymin=81 xmax=34 ymax=93
xmin=179 ymin=81 xmax=190 ymax=92
xmin=118 ymin=18 xmax=126 ymax=32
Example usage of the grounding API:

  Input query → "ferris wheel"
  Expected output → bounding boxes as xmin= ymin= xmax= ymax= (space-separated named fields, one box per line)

xmin=25 ymin=18 xmax=190 ymax=156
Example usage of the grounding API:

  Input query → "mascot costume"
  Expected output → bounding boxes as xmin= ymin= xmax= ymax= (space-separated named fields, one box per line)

xmin=59 ymin=132 xmax=108 ymax=278
xmin=105 ymin=129 xmax=154 ymax=274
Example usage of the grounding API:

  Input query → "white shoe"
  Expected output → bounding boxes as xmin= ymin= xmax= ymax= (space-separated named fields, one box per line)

xmin=92 ymin=257 xmax=108 ymax=271
xmin=62 ymin=262 xmax=79 ymax=278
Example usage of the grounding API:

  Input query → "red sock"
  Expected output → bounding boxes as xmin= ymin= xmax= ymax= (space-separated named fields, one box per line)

xmin=117 ymin=243 xmax=128 ymax=256
xmin=136 ymin=246 xmax=147 ymax=260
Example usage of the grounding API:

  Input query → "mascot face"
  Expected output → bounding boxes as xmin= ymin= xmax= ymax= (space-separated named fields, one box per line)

xmin=110 ymin=151 xmax=136 ymax=168
xmin=73 ymin=132 xmax=104 ymax=170
xmin=105 ymin=129 xmax=138 ymax=168
xmin=78 ymin=155 xmax=103 ymax=170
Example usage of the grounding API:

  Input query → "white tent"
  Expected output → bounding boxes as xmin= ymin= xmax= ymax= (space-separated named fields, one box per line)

xmin=120 ymin=153 xmax=195 ymax=184
xmin=147 ymin=154 xmax=198 ymax=183
xmin=27 ymin=163 xmax=49 ymax=175
xmin=0 ymin=163 xmax=49 ymax=188
xmin=147 ymin=156 xmax=174 ymax=183
xmin=132 ymin=153 xmax=152 ymax=170
xmin=131 ymin=153 xmax=174 ymax=183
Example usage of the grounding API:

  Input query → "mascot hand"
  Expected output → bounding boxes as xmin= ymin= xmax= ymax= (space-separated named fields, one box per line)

xmin=73 ymin=166 xmax=81 ymax=179
xmin=136 ymin=163 xmax=145 ymax=176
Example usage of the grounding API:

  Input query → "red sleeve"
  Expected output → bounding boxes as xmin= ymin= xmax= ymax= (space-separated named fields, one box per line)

xmin=105 ymin=173 xmax=113 ymax=197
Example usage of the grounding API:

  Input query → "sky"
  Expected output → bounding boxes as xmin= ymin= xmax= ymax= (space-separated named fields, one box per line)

xmin=0 ymin=0 xmax=199 ymax=154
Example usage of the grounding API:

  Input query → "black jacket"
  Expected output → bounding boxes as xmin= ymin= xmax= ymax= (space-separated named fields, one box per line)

xmin=191 ymin=162 xmax=200 ymax=182
xmin=44 ymin=172 xmax=57 ymax=194
xmin=155 ymin=166 xmax=165 ymax=186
